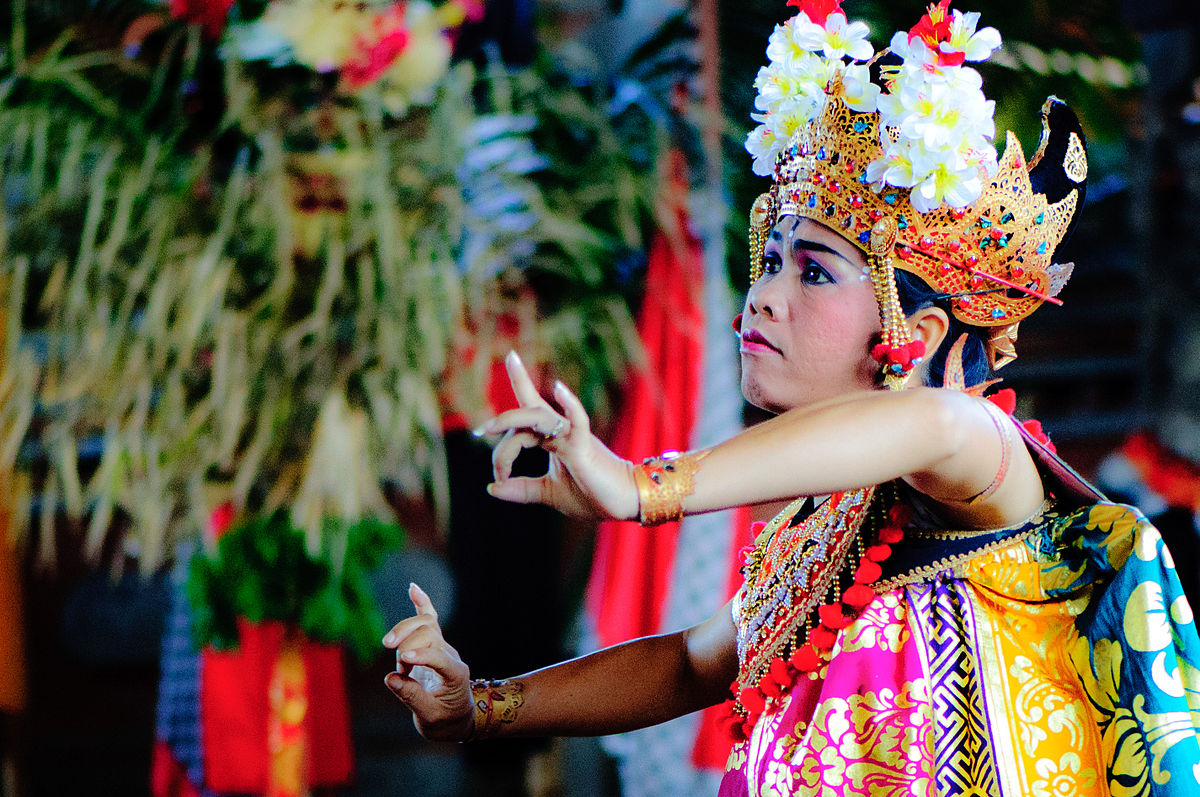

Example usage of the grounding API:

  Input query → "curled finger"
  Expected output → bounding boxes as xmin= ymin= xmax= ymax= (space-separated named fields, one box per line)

xmin=492 ymin=428 xmax=539 ymax=482
xmin=486 ymin=475 xmax=551 ymax=505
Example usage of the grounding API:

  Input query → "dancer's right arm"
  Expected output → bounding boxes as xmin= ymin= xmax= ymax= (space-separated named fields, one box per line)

xmin=384 ymin=582 xmax=739 ymax=741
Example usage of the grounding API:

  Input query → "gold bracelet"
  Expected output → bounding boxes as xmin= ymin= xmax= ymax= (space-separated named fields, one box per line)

xmin=466 ymin=678 xmax=525 ymax=741
xmin=632 ymin=450 xmax=709 ymax=526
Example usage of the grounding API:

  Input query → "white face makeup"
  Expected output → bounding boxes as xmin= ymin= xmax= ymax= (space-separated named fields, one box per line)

xmin=739 ymin=217 xmax=882 ymax=414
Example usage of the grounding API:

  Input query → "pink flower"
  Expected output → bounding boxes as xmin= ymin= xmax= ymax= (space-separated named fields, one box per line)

xmin=342 ymin=3 xmax=411 ymax=88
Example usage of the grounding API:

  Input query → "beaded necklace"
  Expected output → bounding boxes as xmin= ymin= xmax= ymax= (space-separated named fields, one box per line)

xmin=720 ymin=483 xmax=910 ymax=741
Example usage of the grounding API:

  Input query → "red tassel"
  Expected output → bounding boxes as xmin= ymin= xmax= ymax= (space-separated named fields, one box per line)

xmin=750 ymin=520 xmax=767 ymax=536
xmin=760 ymin=676 xmax=782 ymax=699
xmin=871 ymin=343 xmax=890 ymax=363
xmin=740 ymin=718 xmax=755 ymax=739
xmin=865 ymin=543 xmax=892 ymax=562
xmin=817 ymin=603 xmax=852 ymax=629
xmin=809 ymin=624 xmax=838 ymax=650
xmin=739 ymin=687 xmax=765 ymax=715
xmin=769 ymin=656 xmax=793 ymax=686
xmin=887 ymin=504 xmax=914 ymax=527
xmin=855 ymin=560 xmax=882 ymax=584
xmin=842 ymin=583 xmax=875 ymax=609
xmin=907 ymin=339 xmax=926 ymax=359
xmin=886 ymin=346 xmax=912 ymax=368
xmin=788 ymin=644 xmax=821 ymax=673
xmin=878 ymin=526 xmax=904 ymax=544
xmin=987 ymin=388 xmax=1017 ymax=415
xmin=732 ymin=313 xmax=743 ymax=333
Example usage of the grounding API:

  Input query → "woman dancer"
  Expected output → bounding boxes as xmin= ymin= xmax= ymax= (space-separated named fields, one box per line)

xmin=385 ymin=2 xmax=1200 ymax=793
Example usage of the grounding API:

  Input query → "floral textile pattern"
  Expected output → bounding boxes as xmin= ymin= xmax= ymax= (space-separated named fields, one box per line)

xmin=722 ymin=490 xmax=1200 ymax=796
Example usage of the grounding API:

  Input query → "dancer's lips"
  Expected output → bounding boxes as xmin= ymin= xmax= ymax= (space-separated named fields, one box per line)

xmin=740 ymin=328 xmax=780 ymax=355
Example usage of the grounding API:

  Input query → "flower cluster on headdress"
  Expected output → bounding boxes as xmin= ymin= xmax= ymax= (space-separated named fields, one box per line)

xmin=746 ymin=0 xmax=1004 ymax=214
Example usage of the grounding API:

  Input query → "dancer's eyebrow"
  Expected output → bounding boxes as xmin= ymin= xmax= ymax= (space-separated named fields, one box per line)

xmin=792 ymin=238 xmax=855 ymax=264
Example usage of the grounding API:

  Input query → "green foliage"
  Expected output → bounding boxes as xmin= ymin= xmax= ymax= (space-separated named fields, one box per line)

xmin=186 ymin=511 xmax=405 ymax=662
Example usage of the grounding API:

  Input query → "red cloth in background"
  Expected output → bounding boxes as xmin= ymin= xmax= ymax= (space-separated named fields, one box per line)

xmin=201 ymin=619 xmax=354 ymax=792
xmin=585 ymin=223 xmax=705 ymax=649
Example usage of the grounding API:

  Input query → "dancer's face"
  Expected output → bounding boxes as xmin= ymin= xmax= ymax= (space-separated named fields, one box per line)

xmin=739 ymin=217 xmax=881 ymax=414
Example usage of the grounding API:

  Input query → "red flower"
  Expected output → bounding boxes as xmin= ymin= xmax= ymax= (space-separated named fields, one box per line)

xmin=342 ymin=3 xmax=412 ymax=89
xmin=785 ymin=0 xmax=843 ymax=26
xmin=908 ymin=0 xmax=966 ymax=66
xmin=909 ymin=0 xmax=952 ymax=46
xmin=169 ymin=0 xmax=235 ymax=41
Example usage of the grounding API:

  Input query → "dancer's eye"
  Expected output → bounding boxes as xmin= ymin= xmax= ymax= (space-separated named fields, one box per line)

xmin=801 ymin=261 xmax=833 ymax=285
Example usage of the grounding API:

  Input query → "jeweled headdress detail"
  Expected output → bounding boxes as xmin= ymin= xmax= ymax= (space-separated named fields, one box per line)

xmin=746 ymin=0 xmax=1088 ymax=386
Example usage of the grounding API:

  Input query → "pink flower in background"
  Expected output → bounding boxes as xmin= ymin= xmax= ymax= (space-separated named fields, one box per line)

xmin=169 ymin=0 xmax=235 ymax=40
xmin=342 ymin=4 xmax=411 ymax=88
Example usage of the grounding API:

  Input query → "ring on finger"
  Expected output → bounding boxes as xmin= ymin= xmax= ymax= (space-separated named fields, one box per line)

xmin=543 ymin=417 xmax=568 ymax=441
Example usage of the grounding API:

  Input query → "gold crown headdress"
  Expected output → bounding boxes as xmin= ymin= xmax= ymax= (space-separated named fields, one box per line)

xmin=746 ymin=0 xmax=1088 ymax=388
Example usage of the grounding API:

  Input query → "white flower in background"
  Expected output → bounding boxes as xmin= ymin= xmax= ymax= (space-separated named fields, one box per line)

xmin=793 ymin=12 xmax=874 ymax=62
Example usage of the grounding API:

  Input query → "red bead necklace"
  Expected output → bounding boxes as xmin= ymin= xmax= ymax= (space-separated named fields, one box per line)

xmin=719 ymin=494 xmax=913 ymax=742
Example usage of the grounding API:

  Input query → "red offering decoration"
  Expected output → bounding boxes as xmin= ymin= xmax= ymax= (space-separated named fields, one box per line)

xmin=202 ymin=622 xmax=354 ymax=792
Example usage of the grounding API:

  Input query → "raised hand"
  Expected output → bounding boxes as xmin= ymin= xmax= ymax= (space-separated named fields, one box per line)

xmin=477 ymin=351 xmax=639 ymax=521
xmin=383 ymin=583 xmax=473 ymax=741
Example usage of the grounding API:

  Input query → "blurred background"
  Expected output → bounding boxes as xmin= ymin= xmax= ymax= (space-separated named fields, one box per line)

xmin=0 ymin=0 xmax=1197 ymax=795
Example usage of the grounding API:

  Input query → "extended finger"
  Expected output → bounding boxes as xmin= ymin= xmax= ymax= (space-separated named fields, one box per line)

xmin=553 ymin=381 xmax=591 ymax=438
xmin=487 ymin=475 xmax=551 ymax=505
xmin=505 ymin=350 xmax=547 ymax=408
xmin=492 ymin=429 xmax=539 ymax=482
xmin=409 ymin=582 xmax=437 ymax=620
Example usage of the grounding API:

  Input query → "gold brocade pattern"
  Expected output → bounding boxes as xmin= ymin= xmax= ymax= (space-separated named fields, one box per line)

xmin=751 ymin=680 xmax=935 ymax=797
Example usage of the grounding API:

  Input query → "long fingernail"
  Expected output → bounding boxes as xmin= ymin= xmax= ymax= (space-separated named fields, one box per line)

xmin=485 ymin=483 xmax=496 ymax=497
xmin=554 ymin=380 xmax=565 ymax=395
xmin=508 ymin=350 xmax=522 ymax=366
xmin=383 ymin=632 xmax=396 ymax=646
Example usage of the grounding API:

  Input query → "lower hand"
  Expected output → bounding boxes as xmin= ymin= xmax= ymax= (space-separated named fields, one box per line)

xmin=383 ymin=583 xmax=473 ymax=741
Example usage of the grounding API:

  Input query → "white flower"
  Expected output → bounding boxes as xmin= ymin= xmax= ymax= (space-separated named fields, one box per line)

xmin=746 ymin=122 xmax=784 ymax=177
xmin=888 ymin=30 xmax=936 ymax=69
xmin=841 ymin=63 xmax=880 ymax=112
xmin=794 ymin=12 xmax=874 ymax=62
xmin=754 ymin=53 xmax=834 ymax=116
xmin=945 ymin=10 xmax=1001 ymax=63
xmin=910 ymin=156 xmax=984 ymax=212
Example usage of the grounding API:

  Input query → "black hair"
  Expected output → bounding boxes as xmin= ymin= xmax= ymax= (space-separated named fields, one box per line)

xmin=894 ymin=269 xmax=990 ymax=388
